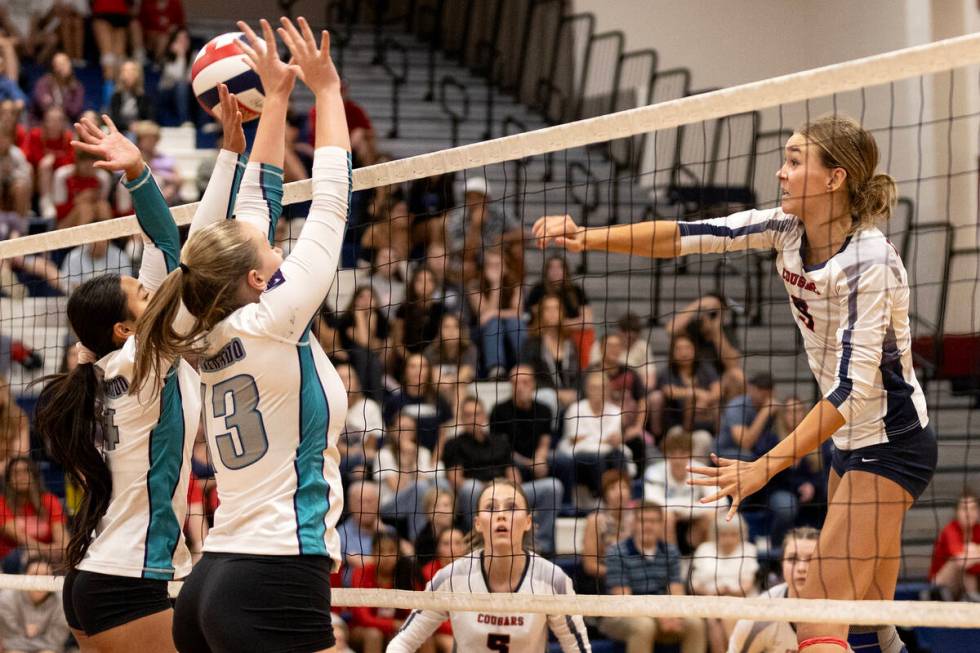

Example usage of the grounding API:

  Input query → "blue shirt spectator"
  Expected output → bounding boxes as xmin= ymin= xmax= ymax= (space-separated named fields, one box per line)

xmin=717 ymin=372 xmax=779 ymax=460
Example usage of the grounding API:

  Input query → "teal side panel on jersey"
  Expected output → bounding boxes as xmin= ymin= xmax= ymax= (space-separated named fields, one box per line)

xmin=226 ymin=153 xmax=247 ymax=219
xmin=126 ymin=165 xmax=180 ymax=272
xmin=142 ymin=368 xmax=186 ymax=579
xmin=260 ymin=163 xmax=284 ymax=244
xmin=294 ymin=327 xmax=329 ymax=555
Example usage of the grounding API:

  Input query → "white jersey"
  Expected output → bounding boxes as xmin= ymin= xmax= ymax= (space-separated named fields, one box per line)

xmin=386 ymin=550 xmax=590 ymax=653
xmin=678 ymin=208 xmax=928 ymax=450
xmin=76 ymin=153 xmax=249 ymax=580
xmin=198 ymin=147 xmax=350 ymax=562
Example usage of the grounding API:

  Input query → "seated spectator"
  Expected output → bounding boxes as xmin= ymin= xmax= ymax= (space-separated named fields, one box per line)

xmin=0 ymin=558 xmax=69 ymax=652
xmin=375 ymin=413 xmax=439 ymax=539
xmin=338 ymin=480 xmax=394 ymax=569
xmin=358 ymin=173 xmax=409 ymax=263
xmin=691 ymin=513 xmax=758 ymax=651
xmin=50 ymin=0 xmax=87 ymax=64
xmin=24 ymin=106 xmax=74 ymax=220
xmin=408 ymin=171 xmax=455 ymax=248
xmin=51 ymin=150 xmax=113 ymax=228
xmin=526 ymin=254 xmax=594 ymax=367
xmin=337 ymin=363 xmax=383 ymax=481
xmin=157 ymin=28 xmax=193 ymax=127
xmin=520 ymin=292 xmax=581 ymax=413
xmin=600 ymin=331 xmax=649 ymax=467
xmin=133 ymin=120 xmax=180 ymax=204
xmin=424 ymin=313 xmax=478 ymax=384
xmin=718 ymin=373 xmax=800 ymax=546
xmin=444 ymin=176 xmax=522 ymax=283
xmin=138 ymin=0 xmax=185 ymax=63
xmin=30 ymin=52 xmax=83 ymax=122
xmin=0 ymin=457 xmax=67 ymax=570
xmin=929 ymin=490 xmax=980 ymax=601
xmin=384 ymin=353 xmax=452 ymax=453
xmin=349 ymin=531 xmax=413 ymax=653
xmin=413 ymin=486 xmax=459 ymax=568
xmin=727 ymin=527 xmax=820 ymax=652
xmin=90 ymin=0 xmax=133 ymax=80
xmin=668 ymin=293 xmax=745 ymax=403
xmin=0 ymin=37 xmax=26 ymax=108
xmin=0 ymin=129 xmax=31 ymax=217
xmin=599 ymin=501 xmax=707 ymax=652
xmin=579 ymin=470 xmax=635 ymax=595
xmin=336 ymin=285 xmax=387 ymax=399
xmin=109 ymin=59 xmax=154 ymax=133
xmin=654 ymin=333 xmax=721 ymax=440
xmin=0 ymin=377 xmax=29 ymax=484
xmin=442 ymin=396 xmax=561 ymax=555
xmin=591 ymin=312 xmax=659 ymax=388
xmin=431 ymin=361 xmax=468 ymax=430
xmin=367 ymin=246 xmax=407 ymax=324
xmin=488 ymin=364 xmax=554 ymax=482
xmin=393 ymin=266 xmax=447 ymax=357
xmin=644 ymin=427 xmax=718 ymax=553
xmin=60 ymin=236 xmax=133 ymax=290
xmin=466 ymin=247 xmax=524 ymax=379
xmin=424 ymin=240 xmax=470 ymax=323
xmin=554 ymin=369 xmax=629 ymax=502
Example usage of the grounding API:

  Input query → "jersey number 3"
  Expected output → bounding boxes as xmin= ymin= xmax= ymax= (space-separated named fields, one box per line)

xmin=791 ymin=296 xmax=815 ymax=331
xmin=487 ymin=634 xmax=510 ymax=652
xmin=210 ymin=375 xmax=270 ymax=469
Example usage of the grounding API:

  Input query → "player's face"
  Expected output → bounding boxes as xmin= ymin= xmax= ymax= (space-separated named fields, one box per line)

xmin=777 ymin=133 xmax=834 ymax=219
xmin=119 ymin=275 xmax=150 ymax=324
xmin=476 ymin=484 xmax=531 ymax=555
xmin=782 ymin=537 xmax=817 ymax=598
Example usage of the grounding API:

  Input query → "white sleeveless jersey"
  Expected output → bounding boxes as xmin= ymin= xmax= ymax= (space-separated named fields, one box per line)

xmin=387 ymin=550 xmax=591 ymax=653
xmin=198 ymin=147 xmax=350 ymax=562
xmin=678 ymin=208 xmax=928 ymax=450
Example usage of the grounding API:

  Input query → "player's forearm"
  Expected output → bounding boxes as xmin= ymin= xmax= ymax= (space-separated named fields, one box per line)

xmin=760 ymin=400 xmax=844 ymax=478
xmin=582 ymin=221 xmax=680 ymax=258
xmin=249 ymin=95 xmax=289 ymax=167
xmin=314 ymin=87 xmax=351 ymax=152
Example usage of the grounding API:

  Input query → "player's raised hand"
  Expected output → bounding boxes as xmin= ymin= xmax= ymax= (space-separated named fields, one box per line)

xmin=531 ymin=214 xmax=585 ymax=252
xmin=277 ymin=16 xmax=340 ymax=93
xmin=210 ymin=83 xmax=246 ymax=154
xmin=70 ymin=114 xmax=144 ymax=180
xmin=688 ymin=453 xmax=768 ymax=520
xmin=237 ymin=18 xmax=298 ymax=99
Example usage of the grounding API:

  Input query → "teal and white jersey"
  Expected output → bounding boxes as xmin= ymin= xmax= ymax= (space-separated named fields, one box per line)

xmin=387 ymin=550 xmax=591 ymax=653
xmin=678 ymin=208 xmax=928 ymax=451
xmin=77 ymin=151 xmax=248 ymax=580
xmin=198 ymin=146 xmax=350 ymax=562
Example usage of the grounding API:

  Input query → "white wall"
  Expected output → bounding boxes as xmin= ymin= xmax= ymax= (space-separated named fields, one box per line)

xmin=573 ymin=0 xmax=980 ymax=333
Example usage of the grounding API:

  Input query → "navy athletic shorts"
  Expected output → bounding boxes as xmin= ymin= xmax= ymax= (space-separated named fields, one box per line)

xmin=172 ymin=552 xmax=335 ymax=653
xmin=831 ymin=424 xmax=937 ymax=500
xmin=62 ymin=569 xmax=172 ymax=635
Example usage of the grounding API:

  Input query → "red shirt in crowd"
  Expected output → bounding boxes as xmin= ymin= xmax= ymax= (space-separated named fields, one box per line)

xmin=0 ymin=493 xmax=66 ymax=559
xmin=23 ymin=128 xmax=74 ymax=169
xmin=929 ymin=519 xmax=980 ymax=580
xmin=140 ymin=0 xmax=186 ymax=34
xmin=91 ymin=0 xmax=131 ymax=16
xmin=349 ymin=564 xmax=400 ymax=636
xmin=51 ymin=164 xmax=111 ymax=221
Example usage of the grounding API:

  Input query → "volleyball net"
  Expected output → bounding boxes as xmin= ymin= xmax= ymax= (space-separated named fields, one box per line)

xmin=0 ymin=32 xmax=979 ymax=631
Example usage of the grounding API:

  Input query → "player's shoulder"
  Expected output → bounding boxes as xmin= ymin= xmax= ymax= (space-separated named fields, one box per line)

xmin=524 ymin=551 xmax=574 ymax=594
xmin=835 ymin=226 xmax=905 ymax=281
xmin=432 ymin=550 xmax=482 ymax=590
xmin=761 ymin=582 xmax=789 ymax=599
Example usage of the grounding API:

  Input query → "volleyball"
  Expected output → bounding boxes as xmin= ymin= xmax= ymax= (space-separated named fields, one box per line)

xmin=191 ymin=32 xmax=265 ymax=121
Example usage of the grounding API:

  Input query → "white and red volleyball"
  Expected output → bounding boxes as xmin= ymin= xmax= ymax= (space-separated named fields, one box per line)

xmin=191 ymin=32 xmax=265 ymax=122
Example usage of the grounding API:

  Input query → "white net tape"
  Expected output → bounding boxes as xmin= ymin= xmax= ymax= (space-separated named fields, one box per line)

xmin=2 ymin=31 xmax=979 ymax=259
xmin=0 ymin=574 xmax=978 ymax=627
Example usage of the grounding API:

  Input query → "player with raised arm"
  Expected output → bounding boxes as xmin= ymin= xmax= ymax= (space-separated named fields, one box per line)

xmin=131 ymin=17 xmax=350 ymax=653
xmin=533 ymin=116 xmax=934 ymax=653
xmin=31 ymin=84 xmax=248 ymax=653
xmin=386 ymin=479 xmax=591 ymax=653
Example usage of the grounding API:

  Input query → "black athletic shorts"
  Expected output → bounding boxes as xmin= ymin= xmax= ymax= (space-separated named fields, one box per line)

xmin=831 ymin=424 xmax=938 ymax=500
xmin=172 ymin=552 xmax=335 ymax=653
xmin=62 ymin=569 xmax=172 ymax=635
xmin=92 ymin=12 xmax=131 ymax=29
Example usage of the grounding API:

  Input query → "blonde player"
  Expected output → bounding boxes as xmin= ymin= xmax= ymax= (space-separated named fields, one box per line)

xmin=31 ymin=85 xmax=251 ymax=653
xmin=386 ymin=479 xmax=591 ymax=653
xmin=132 ymin=17 xmax=350 ymax=653
xmin=534 ymin=116 xmax=932 ymax=653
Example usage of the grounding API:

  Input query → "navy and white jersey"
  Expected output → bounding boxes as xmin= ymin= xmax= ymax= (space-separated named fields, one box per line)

xmin=197 ymin=147 xmax=349 ymax=561
xmin=678 ymin=208 xmax=928 ymax=451
xmin=387 ymin=550 xmax=590 ymax=653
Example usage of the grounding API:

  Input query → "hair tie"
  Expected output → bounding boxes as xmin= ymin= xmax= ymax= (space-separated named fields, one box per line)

xmin=75 ymin=342 xmax=98 ymax=365
xmin=179 ymin=262 xmax=190 ymax=274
